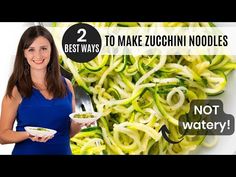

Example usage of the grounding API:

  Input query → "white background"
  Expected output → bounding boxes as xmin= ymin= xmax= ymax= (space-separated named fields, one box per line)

xmin=0 ymin=22 xmax=34 ymax=154
xmin=0 ymin=22 xmax=235 ymax=155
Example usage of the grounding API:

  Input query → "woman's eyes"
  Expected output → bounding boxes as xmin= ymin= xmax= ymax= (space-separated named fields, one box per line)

xmin=28 ymin=48 xmax=47 ymax=52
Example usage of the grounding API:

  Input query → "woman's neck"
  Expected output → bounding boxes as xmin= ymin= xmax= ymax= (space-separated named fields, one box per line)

xmin=31 ymin=70 xmax=47 ymax=92
xmin=31 ymin=69 xmax=46 ymax=84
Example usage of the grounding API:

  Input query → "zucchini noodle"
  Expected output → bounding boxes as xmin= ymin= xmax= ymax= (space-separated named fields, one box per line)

xmin=50 ymin=22 xmax=236 ymax=154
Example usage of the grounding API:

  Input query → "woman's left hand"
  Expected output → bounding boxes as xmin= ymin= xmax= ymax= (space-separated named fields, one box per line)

xmin=79 ymin=122 xmax=94 ymax=127
xmin=70 ymin=120 xmax=96 ymax=137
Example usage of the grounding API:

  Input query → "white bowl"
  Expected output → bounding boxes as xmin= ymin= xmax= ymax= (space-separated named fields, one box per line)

xmin=24 ymin=126 xmax=57 ymax=137
xmin=69 ymin=111 xmax=102 ymax=124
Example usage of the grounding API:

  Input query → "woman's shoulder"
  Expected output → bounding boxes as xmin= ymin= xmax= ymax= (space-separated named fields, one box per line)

xmin=64 ymin=77 xmax=73 ymax=87
xmin=63 ymin=77 xmax=74 ymax=93
xmin=5 ymin=85 xmax=22 ymax=104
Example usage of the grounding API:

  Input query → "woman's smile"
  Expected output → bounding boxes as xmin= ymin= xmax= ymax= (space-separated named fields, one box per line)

xmin=32 ymin=59 xmax=45 ymax=64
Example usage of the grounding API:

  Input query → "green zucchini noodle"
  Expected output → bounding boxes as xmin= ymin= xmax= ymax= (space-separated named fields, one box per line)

xmin=51 ymin=22 xmax=236 ymax=154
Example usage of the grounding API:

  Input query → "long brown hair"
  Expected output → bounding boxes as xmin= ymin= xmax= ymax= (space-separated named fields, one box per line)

xmin=6 ymin=25 xmax=67 ymax=98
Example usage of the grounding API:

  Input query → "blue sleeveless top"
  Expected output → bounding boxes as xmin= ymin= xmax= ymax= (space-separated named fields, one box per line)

xmin=12 ymin=77 xmax=72 ymax=155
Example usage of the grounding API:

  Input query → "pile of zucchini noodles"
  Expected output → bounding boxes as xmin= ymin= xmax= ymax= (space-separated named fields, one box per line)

xmin=51 ymin=22 xmax=236 ymax=154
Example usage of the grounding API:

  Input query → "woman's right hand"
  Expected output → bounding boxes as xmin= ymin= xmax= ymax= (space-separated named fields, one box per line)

xmin=27 ymin=132 xmax=54 ymax=143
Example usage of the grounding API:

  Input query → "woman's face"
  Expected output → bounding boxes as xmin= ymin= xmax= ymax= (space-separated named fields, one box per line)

xmin=24 ymin=36 xmax=51 ymax=71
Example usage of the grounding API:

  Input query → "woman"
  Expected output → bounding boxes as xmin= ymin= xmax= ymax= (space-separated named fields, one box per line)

xmin=0 ymin=25 xmax=84 ymax=155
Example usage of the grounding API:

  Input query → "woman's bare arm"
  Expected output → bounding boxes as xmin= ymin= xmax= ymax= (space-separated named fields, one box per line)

xmin=65 ymin=78 xmax=83 ymax=138
xmin=0 ymin=86 xmax=29 ymax=144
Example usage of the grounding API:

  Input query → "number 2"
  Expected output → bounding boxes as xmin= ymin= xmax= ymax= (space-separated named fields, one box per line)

xmin=77 ymin=28 xmax=87 ymax=42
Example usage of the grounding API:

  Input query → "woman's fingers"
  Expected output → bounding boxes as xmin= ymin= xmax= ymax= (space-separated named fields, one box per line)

xmin=86 ymin=122 xmax=96 ymax=127
xmin=29 ymin=135 xmax=54 ymax=142
xmin=29 ymin=136 xmax=36 ymax=141
xmin=43 ymin=135 xmax=54 ymax=142
xmin=80 ymin=121 xmax=95 ymax=127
